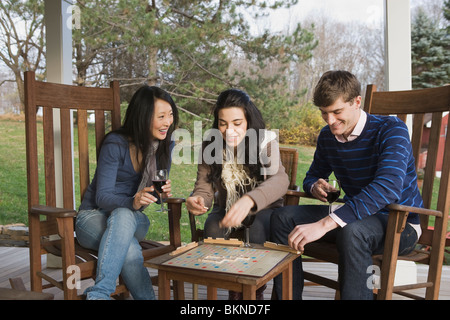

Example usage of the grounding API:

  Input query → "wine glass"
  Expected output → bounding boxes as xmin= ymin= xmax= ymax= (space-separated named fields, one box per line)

xmin=152 ymin=169 xmax=168 ymax=212
xmin=325 ymin=179 xmax=341 ymax=215
xmin=241 ymin=214 xmax=256 ymax=248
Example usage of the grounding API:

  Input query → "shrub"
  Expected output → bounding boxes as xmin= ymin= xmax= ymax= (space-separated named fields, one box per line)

xmin=278 ymin=102 xmax=323 ymax=146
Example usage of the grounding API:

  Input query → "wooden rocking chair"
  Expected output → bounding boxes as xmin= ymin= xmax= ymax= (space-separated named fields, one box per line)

xmin=24 ymin=71 xmax=184 ymax=300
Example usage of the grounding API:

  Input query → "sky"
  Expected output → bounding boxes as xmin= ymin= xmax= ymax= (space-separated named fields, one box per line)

xmin=278 ymin=0 xmax=384 ymax=25
xmin=250 ymin=0 xmax=442 ymax=34
xmin=252 ymin=0 xmax=385 ymax=34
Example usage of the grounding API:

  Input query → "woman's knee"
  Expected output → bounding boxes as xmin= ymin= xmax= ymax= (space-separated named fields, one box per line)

xmin=109 ymin=208 xmax=150 ymax=241
xmin=110 ymin=207 xmax=135 ymax=222
xmin=204 ymin=208 xmax=226 ymax=238
xmin=75 ymin=209 xmax=107 ymax=250
xmin=204 ymin=217 xmax=225 ymax=238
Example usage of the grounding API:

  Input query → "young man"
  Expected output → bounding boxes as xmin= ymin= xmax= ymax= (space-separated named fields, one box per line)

xmin=271 ymin=70 xmax=423 ymax=299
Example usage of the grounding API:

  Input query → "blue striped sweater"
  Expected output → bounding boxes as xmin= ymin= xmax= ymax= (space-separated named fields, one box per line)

xmin=303 ymin=114 xmax=422 ymax=225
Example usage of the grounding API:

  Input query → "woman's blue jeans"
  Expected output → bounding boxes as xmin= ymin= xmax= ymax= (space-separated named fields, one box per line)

xmin=271 ymin=205 xmax=418 ymax=300
xmin=75 ymin=207 xmax=155 ymax=300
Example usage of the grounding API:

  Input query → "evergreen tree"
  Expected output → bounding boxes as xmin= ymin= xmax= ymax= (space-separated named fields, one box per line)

xmin=444 ymin=0 xmax=450 ymax=25
xmin=411 ymin=8 xmax=450 ymax=89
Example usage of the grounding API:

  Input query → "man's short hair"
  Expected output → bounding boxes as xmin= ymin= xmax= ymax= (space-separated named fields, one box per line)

xmin=313 ymin=70 xmax=361 ymax=107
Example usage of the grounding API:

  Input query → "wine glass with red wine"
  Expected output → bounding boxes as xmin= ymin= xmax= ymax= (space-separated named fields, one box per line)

xmin=325 ymin=179 xmax=341 ymax=215
xmin=152 ymin=169 xmax=168 ymax=212
xmin=241 ymin=214 xmax=255 ymax=248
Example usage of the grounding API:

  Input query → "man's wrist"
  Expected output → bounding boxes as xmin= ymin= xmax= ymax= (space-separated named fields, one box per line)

xmin=321 ymin=215 xmax=339 ymax=231
xmin=310 ymin=182 xmax=317 ymax=194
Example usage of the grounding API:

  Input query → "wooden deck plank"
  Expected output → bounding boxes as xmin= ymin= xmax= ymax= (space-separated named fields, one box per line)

xmin=0 ymin=247 xmax=449 ymax=300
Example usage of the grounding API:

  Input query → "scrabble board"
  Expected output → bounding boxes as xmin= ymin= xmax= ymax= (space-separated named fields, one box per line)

xmin=163 ymin=243 xmax=289 ymax=277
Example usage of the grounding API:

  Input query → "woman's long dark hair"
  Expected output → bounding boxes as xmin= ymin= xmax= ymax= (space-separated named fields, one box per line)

xmin=205 ymin=88 xmax=266 ymax=183
xmin=116 ymin=85 xmax=178 ymax=171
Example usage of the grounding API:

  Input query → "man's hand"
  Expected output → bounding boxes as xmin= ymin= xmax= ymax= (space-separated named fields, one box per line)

xmin=311 ymin=178 xmax=330 ymax=202
xmin=288 ymin=216 xmax=338 ymax=252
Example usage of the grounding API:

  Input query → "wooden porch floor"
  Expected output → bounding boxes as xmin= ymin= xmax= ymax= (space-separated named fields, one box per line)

xmin=1 ymin=246 xmax=449 ymax=300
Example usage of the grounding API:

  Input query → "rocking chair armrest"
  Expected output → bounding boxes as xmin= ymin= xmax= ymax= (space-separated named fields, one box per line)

xmin=284 ymin=190 xmax=345 ymax=202
xmin=30 ymin=204 xmax=77 ymax=218
xmin=165 ymin=197 xmax=185 ymax=248
xmin=284 ymin=190 xmax=319 ymax=206
xmin=281 ymin=196 xmax=441 ymax=217
xmin=385 ymin=203 xmax=442 ymax=218
xmin=285 ymin=190 xmax=309 ymax=198
xmin=282 ymin=198 xmax=441 ymax=217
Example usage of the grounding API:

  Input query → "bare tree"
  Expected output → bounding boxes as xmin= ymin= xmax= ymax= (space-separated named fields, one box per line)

xmin=294 ymin=12 xmax=385 ymax=105
xmin=0 ymin=69 xmax=20 ymax=114
xmin=0 ymin=0 xmax=45 ymax=110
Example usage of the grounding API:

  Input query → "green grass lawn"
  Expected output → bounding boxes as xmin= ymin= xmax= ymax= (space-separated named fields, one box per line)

xmin=0 ymin=119 xmax=29 ymax=225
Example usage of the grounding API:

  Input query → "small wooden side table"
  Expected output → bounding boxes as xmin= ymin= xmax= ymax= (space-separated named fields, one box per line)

xmin=144 ymin=243 xmax=298 ymax=300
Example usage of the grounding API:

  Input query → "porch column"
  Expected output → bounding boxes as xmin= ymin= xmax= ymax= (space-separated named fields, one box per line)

xmin=44 ymin=0 xmax=74 ymax=268
xmin=44 ymin=0 xmax=74 ymax=208
xmin=384 ymin=0 xmax=413 ymax=133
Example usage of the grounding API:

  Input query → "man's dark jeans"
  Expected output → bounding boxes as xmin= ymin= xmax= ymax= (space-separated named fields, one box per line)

xmin=271 ymin=205 xmax=418 ymax=300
